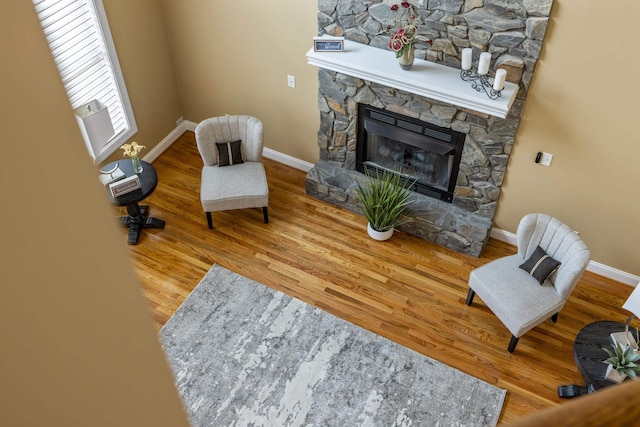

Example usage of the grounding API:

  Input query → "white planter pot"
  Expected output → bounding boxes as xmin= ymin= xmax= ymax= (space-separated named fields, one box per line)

xmin=367 ymin=223 xmax=393 ymax=241
xmin=605 ymin=364 xmax=627 ymax=383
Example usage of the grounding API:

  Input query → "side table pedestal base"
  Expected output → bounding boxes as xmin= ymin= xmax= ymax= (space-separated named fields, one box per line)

xmin=119 ymin=205 xmax=165 ymax=245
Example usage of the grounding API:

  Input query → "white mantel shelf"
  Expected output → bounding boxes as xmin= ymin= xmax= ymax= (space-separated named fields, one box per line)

xmin=306 ymin=40 xmax=518 ymax=119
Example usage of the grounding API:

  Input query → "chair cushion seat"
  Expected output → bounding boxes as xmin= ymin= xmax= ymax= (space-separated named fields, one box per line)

xmin=468 ymin=255 xmax=565 ymax=338
xmin=200 ymin=162 xmax=268 ymax=212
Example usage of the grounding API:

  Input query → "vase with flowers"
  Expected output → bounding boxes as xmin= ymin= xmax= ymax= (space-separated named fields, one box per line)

xmin=120 ymin=141 xmax=146 ymax=174
xmin=387 ymin=2 xmax=432 ymax=70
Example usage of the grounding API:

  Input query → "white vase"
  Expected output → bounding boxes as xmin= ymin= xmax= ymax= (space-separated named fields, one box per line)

xmin=367 ymin=223 xmax=394 ymax=241
xmin=605 ymin=364 xmax=627 ymax=383
xmin=398 ymin=45 xmax=415 ymax=71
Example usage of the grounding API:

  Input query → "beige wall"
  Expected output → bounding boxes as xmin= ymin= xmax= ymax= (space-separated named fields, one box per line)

xmin=494 ymin=0 xmax=640 ymax=276
xmin=161 ymin=0 xmax=639 ymax=277
xmin=160 ymin=0 xmax=319 ymax=162
xmin=0 ymin=1 xmax=188 ymax=425
xmin=101 ymin=0 xmax=184 ymax=165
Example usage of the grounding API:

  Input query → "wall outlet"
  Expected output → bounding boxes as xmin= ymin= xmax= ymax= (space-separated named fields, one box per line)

xmin=176 ymin=116 xmax=184 ymax=127
xmin=287 ymin=75 xmax=296 ymax=88
xmin=539 ymin=152 xmax=553 ymax=166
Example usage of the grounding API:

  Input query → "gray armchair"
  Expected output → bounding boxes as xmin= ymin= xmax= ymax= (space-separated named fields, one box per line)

xmin=195 ymin=115 xmax=269 ymax=229
xmin=466 ymin=213 xmax=590 ymax=352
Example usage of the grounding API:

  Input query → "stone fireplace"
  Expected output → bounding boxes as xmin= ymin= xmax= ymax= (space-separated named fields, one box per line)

xmin=305 ymin=0 xmax=553 ymax=256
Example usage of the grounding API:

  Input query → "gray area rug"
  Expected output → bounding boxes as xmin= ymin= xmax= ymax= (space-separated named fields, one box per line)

xmin=159 ymin=265 xmax=506 ymax=426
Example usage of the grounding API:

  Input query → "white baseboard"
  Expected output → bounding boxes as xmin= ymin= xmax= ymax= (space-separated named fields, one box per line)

xmin=490 ymin=227 xmax=640 ymax=286
xmin=263 ymin=148 xmax=314 ymax=172
xmin=148 ymin=122 xmax=639 ymax=286
xmin=489 ymin=227 xmax=517 ymax=246
xmin=184 ymin=120 xmax=198 ymax=132
xmin=584 ymin=261 xmax=639 ymax=287
xmin=143 ymin=121 xmax=191 ymax=163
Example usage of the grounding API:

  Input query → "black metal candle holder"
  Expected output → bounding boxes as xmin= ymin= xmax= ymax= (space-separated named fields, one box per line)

xmin=460 ymin=69 xmax=503 ymax=100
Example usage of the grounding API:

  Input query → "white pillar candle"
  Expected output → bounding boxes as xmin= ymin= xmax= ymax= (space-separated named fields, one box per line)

xmin=478 ymin=52 xmax=491 ymax=75
xmin=493 ymin=69 xmax=507 ymax=91
xmin=461 ymin=48 xmax=472 ymax=71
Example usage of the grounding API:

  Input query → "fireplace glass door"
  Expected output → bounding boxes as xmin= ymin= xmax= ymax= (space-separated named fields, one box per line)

xmin=357 ymin=105 xmax=465 ymax=202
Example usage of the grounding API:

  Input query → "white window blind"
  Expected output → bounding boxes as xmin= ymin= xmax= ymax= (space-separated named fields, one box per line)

xmin=33 ymin=0 xmax=137 ymax=162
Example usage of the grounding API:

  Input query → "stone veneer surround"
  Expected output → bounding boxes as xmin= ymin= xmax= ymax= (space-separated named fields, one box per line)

xmin=305 ymin=0 xmax=553 ymax=256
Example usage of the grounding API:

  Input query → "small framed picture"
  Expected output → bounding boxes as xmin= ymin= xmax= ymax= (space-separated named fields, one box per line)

xmin=109 ymin=174 xmax=141 ymax=198
xmin=313 ymin=36 xmax=344 ymax=52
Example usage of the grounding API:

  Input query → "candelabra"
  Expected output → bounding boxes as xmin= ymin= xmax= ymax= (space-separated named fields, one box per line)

xmin=459 ymin=49 xmax=506 ymax=100
xmin=460 ymin=69 xmax=504 ymax=100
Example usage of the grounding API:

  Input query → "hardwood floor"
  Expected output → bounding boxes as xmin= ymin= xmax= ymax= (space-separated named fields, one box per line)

xmin=121 ymin=131 xmax=631 ymax=424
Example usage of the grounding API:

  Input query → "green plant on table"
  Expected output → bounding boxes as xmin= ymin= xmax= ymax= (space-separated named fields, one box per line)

xmin=355 ymin=166 xmax=418 ymax=233
xmin=603 ymin=341 xmax=640 ymax=379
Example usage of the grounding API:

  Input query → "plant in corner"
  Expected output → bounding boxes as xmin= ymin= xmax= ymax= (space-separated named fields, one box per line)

xmin=602 ymin=341 xmax=640 ymax=383
xmin=355 ymin=167 xmax=418 ymax=241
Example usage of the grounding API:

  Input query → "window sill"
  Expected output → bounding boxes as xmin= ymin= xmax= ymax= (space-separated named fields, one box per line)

xmin=91 ymin=126 xmax=138 ymax=164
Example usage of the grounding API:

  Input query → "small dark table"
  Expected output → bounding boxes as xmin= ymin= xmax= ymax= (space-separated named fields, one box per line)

xmin=574 ymin=320 xmax=627 ymax=390
xmin=103 ymin=159 xmax=165 ymax=245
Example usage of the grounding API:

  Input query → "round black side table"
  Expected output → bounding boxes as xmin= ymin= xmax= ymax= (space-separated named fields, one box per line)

xmin=574 ymin=320 xmax=627 ymax=390
xmin=103 ymin=159 xmax=165 ymax=245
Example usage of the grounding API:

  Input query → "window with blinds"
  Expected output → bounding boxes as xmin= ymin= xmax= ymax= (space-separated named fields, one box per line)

xmin=33 ymin=0 xmax=137 ymax=162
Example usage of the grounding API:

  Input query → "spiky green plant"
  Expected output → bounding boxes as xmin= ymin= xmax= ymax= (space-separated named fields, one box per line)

xmin=603 ymin=342 xmax=640 ymax=379
xmin=355 ymin=167 xmax=418 ymax=233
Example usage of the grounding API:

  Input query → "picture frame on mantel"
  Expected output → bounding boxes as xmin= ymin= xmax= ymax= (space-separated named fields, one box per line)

xmin=313 ymin=36 xmax=344 ymax=52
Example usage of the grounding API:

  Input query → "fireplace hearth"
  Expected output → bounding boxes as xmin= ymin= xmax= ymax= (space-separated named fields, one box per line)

xmin=356 ymin=105 xmax=465 ymax=203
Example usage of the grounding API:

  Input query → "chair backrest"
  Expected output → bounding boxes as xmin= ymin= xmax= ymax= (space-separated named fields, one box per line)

xmin=195 ymin=115 xmax=264 ymax=166
xmin=516 ymin=213 xmax=590 ymax=299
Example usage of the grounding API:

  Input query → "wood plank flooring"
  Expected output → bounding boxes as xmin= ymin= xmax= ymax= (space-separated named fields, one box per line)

xmin=120 ymin=131 xmax=631 ymax=424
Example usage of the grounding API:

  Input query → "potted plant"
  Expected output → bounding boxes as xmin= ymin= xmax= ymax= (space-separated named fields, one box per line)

xmin=355 ymin=167 xmax=417 ymax=241
xmin=602 ymin=342 xmax=640 ymax=383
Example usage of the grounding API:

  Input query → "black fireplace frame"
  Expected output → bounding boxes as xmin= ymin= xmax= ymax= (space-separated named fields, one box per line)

xmin=356 ymin=104 xmax=465 ymax=203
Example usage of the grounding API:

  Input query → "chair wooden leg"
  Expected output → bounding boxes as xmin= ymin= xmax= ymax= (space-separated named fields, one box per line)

xmin=206 ymin=212 xmax=213 ymax=229
xmin=262 ymin=207 xmax=269 ymax=224
xmin=551 ymin=313 xmax=559 ymax=323
xmin=508 ymin=335 xmax=519 ymax=353
xmin=466 ymin=289 xmax=475 ymax=306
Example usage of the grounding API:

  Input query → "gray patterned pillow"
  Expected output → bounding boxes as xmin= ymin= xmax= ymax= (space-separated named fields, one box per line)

xmin=519 ymin=246 xmax=561 ymax=284
xmin=216 ymin=140 xmax=244 ymax=166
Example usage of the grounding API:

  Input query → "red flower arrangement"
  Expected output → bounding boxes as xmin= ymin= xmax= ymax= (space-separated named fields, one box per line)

xmin=387 ymin=2 xmax=432 ymax=58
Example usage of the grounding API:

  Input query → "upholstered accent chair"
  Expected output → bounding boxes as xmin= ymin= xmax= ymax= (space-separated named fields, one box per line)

xmin=195 ymin=115 xmax=269 ymax=229
xmin=466 ymin=213 xmax=590 ymax=352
